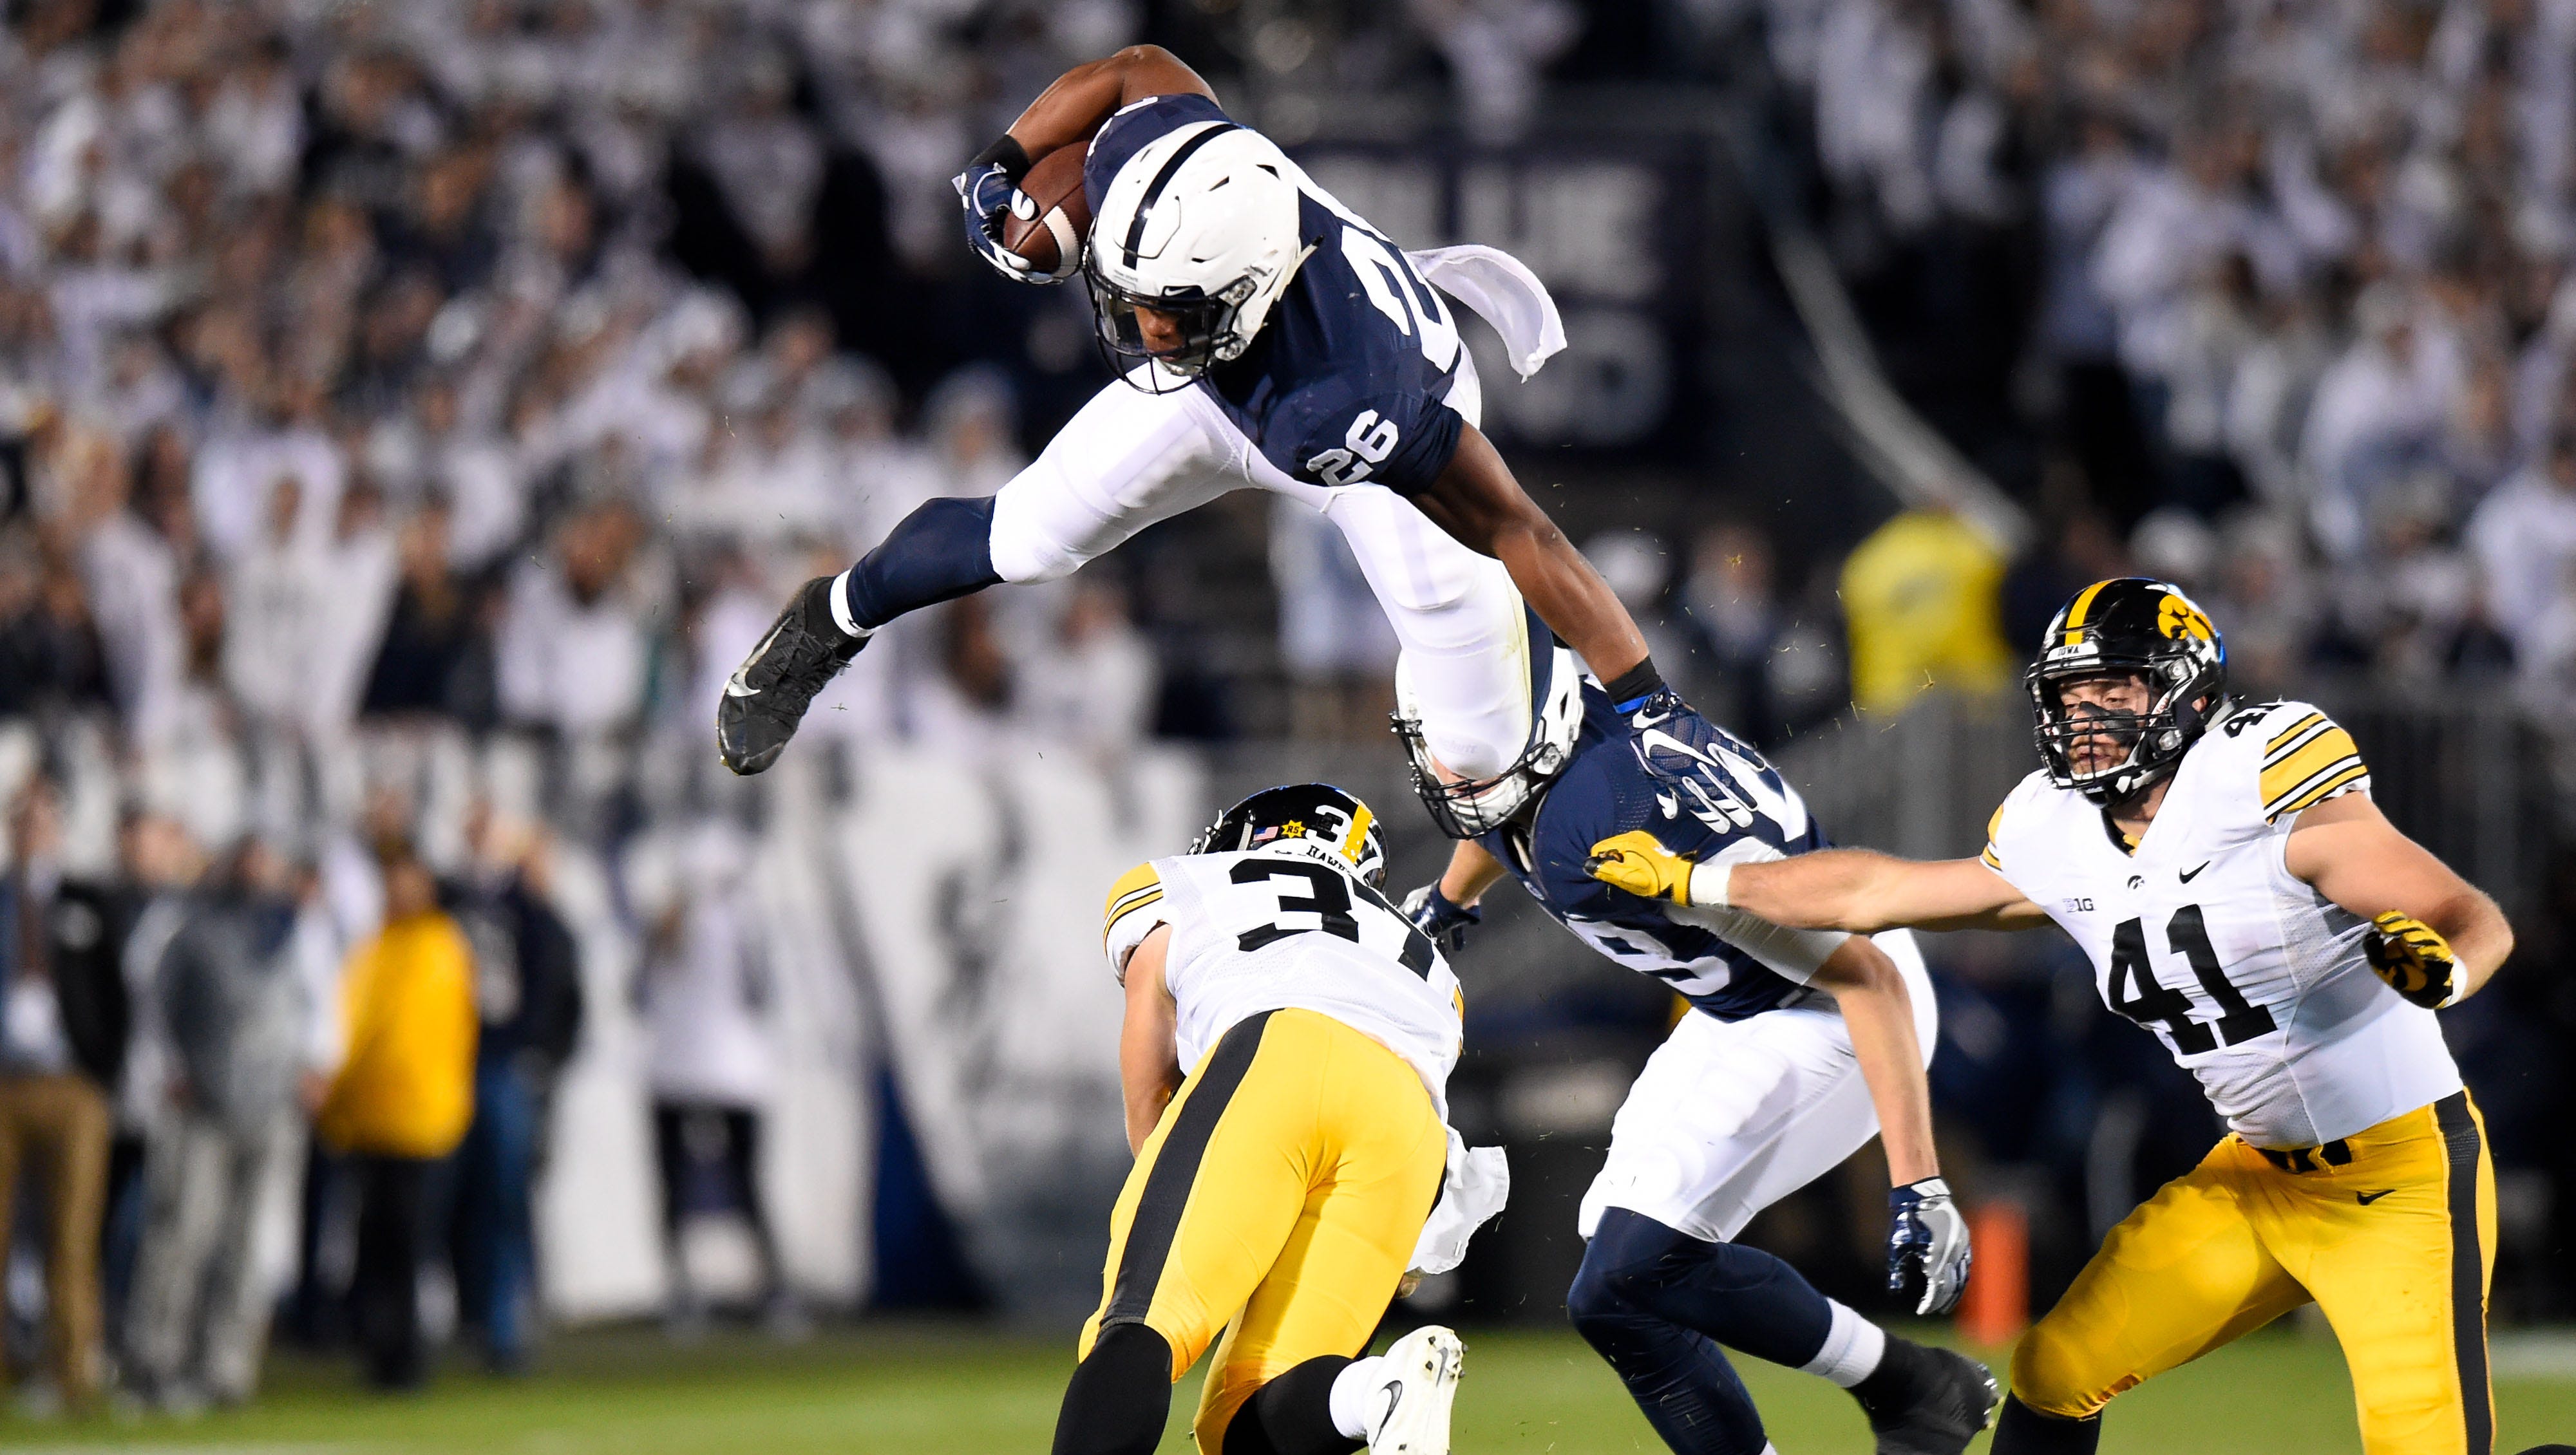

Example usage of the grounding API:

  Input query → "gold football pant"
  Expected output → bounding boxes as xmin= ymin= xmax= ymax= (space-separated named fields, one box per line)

xmin=1078 ymin=1008 xmax=1446 ymax=1449
xmin=2014 ymin=1091 xmax=2495 ymax=1454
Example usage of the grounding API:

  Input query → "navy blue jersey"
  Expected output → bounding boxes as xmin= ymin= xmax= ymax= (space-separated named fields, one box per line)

xmin=1083 ymin=93 xmax=1468 ymax=496
xmin=1478 ymin=688 xmax=1835 ymax=1022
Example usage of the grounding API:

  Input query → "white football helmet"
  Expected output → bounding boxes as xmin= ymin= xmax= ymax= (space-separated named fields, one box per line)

xmin=1393 ymin=643 xmax=1589 ymax=839
xmin=1085 ymin=122 xmax=1306 ymax=390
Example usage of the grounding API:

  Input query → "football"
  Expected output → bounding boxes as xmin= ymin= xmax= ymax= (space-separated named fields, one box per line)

xmin=999 ymin=144 xmax=1091 ymax=281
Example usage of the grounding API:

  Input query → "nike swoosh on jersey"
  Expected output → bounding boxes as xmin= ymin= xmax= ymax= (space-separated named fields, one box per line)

xmin=2356 ymin=1188 xmax=2395 ymax=1205
xmin=2181 ymin=861 xmax=2210 ymax=882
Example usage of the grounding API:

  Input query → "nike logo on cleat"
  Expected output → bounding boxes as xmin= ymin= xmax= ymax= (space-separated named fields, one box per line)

xmin=723 ymin=676 xmax=759 ymax=698
xmin=2181 ymin=861 xmax=2210 ymax=882
xmin=2356 ymin=1188 xmax=2394 ymax=1205
xmin=1376 ymin=1380 xmax=1403 ymax=1436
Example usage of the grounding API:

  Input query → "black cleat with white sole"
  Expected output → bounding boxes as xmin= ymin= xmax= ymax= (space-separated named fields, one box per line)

xmin=716 ymin=576 xmax=866 ymax=776
xmin=1853 ymin=1338 xmax=2001 ymax=1455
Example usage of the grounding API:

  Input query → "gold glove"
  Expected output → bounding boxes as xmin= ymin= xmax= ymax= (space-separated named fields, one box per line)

xmin=1584 ymin=831 xmax=1697 ymax=905
xmin=2363 ymin=911 xmax=2459 ymax=1009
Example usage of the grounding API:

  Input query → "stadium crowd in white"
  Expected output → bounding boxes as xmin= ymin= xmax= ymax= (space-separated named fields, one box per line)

xmin=1788 ymin=0 xmax=2576 ymax=700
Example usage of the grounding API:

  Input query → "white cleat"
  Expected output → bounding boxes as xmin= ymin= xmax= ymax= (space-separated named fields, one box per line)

xmin=1367 ymin=1325 xmax=1464 ymax=1455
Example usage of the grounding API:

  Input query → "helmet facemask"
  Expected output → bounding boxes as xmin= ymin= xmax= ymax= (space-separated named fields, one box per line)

xmin=2029 ymin=655 xmax=2220 ymax=803
xmin=1085 ymin=269 xmax=1256 ymax=389
xmin=1392 ymin=644 xmax=1587 ymax=840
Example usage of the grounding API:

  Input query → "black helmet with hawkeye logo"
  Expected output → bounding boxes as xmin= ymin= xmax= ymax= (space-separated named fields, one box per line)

xmin=2027 ymin=577 xmax=2228 ymax=805
xmin=1192 ymin=783 xmax=1389 ymax=888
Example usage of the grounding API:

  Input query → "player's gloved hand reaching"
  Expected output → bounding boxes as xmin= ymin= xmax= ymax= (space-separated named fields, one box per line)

xmin=1584 ymin=831 xmax=1697 ymax=905
xmin=2364 ymin=911 xmax=2463 ymax=1009
xmin=1887 ymin=1177 xmax=1971 ymax=1316
xmin=954 ymin=136 xmax=1047 ymax=283
xmin=1401 ymin=883 xmax=1482 ymax=952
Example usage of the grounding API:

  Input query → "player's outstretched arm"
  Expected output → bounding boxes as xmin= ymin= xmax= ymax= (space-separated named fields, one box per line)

xmin=1804 ymin=934 xmax=1971 ymax=1313
xmin=1004 ymin=46 xmax=1218 ymax=157
xmin=2286 ymin=793 xmax=2514 ymax=1008
xmin=1807 ymin=936 xmax=1937 ymax=1185
xmin=1409 ymin=423 xmax=1653 ymax=682
xmin=1117 ymin=925 xmax=1183 ymax=1155
xmin=1718 ymin=849 xmax=2049 ymax=934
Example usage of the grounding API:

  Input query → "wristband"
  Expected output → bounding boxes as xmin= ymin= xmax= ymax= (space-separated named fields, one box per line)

xmin=969 ymin=135 xmax=1033 ymax=183
xmin=1603 ymin=657 xmax=1664 ymax=711
xmin=1687 ymin=859 xmax=1734 ymax=909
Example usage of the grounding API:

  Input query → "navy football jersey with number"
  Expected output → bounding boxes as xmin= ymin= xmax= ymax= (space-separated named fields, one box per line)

xmin=1083 ymin=93 xmax=1470 ymax=496
xmin=1478 ymin=687 xmax=1839 ymax=1022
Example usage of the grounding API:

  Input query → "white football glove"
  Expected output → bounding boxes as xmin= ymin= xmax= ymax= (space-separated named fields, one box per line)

xmin=1888 ymin=1177 xmax=1971 ymax=1316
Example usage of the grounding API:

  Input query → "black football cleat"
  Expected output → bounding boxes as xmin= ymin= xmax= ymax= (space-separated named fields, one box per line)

xmin=1854 ymin=1339 xmax=2001 ymax=1455
xmin=716 ymin=576 xmax=866 ymax=775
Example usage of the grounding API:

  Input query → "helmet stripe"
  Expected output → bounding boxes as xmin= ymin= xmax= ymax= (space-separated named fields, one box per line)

xmin=1119 ymin=122 xmax=1238 ymax=266
xmin=2059 ymin=579 xmax=2112 ymax=644
xmin=1340 ymin=802 xmax=1374 ymax=861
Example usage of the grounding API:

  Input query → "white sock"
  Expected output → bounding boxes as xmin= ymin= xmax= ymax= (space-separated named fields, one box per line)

xmin=1329 ymin=1355 xmax=1393 ymax=1440
xmin=1800 ymin=1299 xmax=1886 ymax=1388
xmin=826 ymin=568 xmax=873 ymax=640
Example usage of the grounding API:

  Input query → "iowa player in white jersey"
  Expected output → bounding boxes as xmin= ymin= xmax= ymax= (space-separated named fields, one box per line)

xmin=1057 ymin=785 xmax=1506 ymax=1455
xmin=1590 ymin=579 xmax=2517 ymax=1455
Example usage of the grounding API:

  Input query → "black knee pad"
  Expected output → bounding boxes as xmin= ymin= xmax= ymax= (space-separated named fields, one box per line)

xmin=1221 ymin=1355 xmax=1359 ymax=1455
xmin=1052 ymin=1323 xmax=1175 ymax=1455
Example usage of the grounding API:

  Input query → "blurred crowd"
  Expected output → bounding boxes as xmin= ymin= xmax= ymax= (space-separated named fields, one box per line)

xmin=1777 ymin=0 xmax=2576 ymax=706
xmin=0 ymin=0 xmax=1188 ymax=1415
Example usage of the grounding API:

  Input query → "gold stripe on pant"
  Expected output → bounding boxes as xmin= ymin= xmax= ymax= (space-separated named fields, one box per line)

xmin=2013 ymin=1092 xmax=2495 ymax=1454
xmin=1079 ymin=1008 xmax=1446 ymax=1450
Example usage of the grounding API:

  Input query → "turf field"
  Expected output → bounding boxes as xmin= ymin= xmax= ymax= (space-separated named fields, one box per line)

xmin=6 ymin=1322 xmax=2571 ymax=1451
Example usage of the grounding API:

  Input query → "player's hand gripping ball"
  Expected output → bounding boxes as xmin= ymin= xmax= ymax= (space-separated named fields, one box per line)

xmin=2364 ymin=910 xmax=2461 ymax=1009
xmin=1584 ymin=831 xmax=1696 ymax=905
xmin=1888 ymin=1178 xmax=1972 ymax=1317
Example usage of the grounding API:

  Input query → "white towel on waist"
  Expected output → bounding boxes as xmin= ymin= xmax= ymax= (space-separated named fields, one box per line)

xmin=1406 ymin=245 xmax=1567 ymax=380
xmin=1407 ymin=1127 xmax=1510 ymax=1277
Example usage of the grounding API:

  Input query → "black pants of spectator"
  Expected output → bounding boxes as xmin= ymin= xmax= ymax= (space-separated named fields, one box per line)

xmin=650 ymin=1102 xmax=781 ymax=1310
xmin=352 ymin=1154 xmax=433 ymax=1389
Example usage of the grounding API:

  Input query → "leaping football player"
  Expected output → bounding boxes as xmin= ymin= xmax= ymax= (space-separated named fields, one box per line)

xmin=718 ymin=44 xmax=1665 ymax=791
xmin=1397 ymin=645 xmax=1998 ymax=1455
xmin=1065 ymin=784 xmax=1505 ymax=1455
xmin=1624 ymin=577 xmax=2514 ymax=1455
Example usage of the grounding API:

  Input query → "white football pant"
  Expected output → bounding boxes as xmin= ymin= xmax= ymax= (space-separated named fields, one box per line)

xmin=1580 ymin=930 xmax=1939 ymax=1244
xmin=985 ymin=359 xmax=1534 ymax=778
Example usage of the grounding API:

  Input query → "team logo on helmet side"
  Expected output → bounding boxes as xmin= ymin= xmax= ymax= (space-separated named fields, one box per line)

xmin=2157 ymin=594 xmax=2215 ymax=643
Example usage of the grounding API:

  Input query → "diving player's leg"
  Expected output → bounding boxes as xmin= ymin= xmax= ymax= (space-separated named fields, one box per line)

xmin=2271 ymin=1094 xmax=2496 ymax=1455
xmin=720 ymin=380 xmax=1236 ymax=773
xmin=1569 ymin=974 xmax=1984 ymax=1454
xmin=1322 ymin=488 xmax=1531 ymax=779
xmin=1057 ymin=1011 xmax=1314 ymax=1455
xmin=1994 ymin=1138 xmax=2310 ymax=1455
xmin=1197 ymin=1015 xmax=1450 ymax=1454
xmin=1562 ymin=1208 xmax=1804 ymax=1455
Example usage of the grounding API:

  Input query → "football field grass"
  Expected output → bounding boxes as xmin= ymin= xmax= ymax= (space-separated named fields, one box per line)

xmin=5 ymin=1320 xmax=2571 ymax=1452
